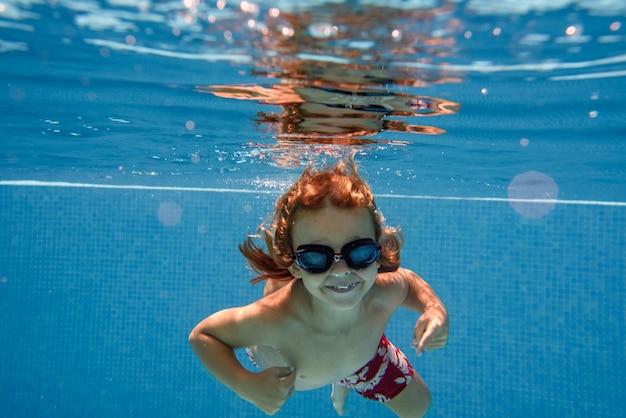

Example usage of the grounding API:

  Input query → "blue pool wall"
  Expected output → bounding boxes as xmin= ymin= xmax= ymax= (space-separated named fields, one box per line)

xmin=0 ymin=184 xmax=624 ymax=417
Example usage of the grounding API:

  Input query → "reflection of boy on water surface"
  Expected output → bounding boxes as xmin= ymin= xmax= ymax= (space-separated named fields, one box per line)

xmin=197 ymin=83 xmax=460 ymax=140
xmin=193 ymin=0 xmax=462 ymax=142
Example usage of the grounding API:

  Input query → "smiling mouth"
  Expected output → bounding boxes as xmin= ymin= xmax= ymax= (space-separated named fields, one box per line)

xmin=326 ymin=282 xmax=358 ymax=293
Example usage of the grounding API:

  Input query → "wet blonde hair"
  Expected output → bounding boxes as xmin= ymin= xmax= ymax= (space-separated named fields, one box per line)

xmin=239 ymin=158 xmax=403 ymax=283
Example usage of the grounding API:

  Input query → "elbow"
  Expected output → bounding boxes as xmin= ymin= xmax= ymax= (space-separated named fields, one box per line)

xmin=188 ymin=325 xmax=205 ymax=350
xmin=188 ymin=324 xmax=223 ymax=352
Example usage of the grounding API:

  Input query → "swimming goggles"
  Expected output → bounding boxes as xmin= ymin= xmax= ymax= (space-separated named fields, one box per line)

xmin=292 ymin=238 xmax=381 ymax=274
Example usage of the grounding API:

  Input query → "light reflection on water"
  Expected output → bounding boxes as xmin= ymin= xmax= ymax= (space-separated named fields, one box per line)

xmin=0 ymin=0 xmax=625 ymax=199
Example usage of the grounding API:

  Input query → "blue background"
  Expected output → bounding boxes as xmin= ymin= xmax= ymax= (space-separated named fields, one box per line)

xmin=1 ymin=185 xmax=623 ymax=417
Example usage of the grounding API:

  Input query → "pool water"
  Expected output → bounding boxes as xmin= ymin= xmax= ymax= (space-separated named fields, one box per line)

xmin=1 ymin=0 xmax=625 ymax=417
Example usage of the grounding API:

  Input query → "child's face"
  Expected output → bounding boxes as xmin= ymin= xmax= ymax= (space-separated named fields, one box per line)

xmin=289 ymin=203 xmax=380 ymax=310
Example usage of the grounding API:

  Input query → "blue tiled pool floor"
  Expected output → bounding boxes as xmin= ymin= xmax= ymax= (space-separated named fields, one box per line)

xmin=1 ymin=184 xmax=623 ymax=417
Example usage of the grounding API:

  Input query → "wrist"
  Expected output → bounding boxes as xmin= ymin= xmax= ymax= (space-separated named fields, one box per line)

xmin=424 ymin=302 xmax=447 ymax=317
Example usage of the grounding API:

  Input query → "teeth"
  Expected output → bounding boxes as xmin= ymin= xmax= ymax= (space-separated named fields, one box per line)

xmin=333 ymin=283 xmax=356 ymax=290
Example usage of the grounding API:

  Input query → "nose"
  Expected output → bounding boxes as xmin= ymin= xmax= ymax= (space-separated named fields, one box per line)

xmin=329 ymin=254 xmax=350 ymax=275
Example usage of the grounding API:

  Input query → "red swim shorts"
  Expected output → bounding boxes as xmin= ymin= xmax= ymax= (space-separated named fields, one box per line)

xmin=338 ymin=334 xmax=415 ymax=403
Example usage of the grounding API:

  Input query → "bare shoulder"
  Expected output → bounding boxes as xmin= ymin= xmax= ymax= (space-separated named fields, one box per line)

xmin=370 ymin=268 xmax=413 ymax=308
xmin=194 ymin=282 xmax=295 ymax=349
xmin=375 ymin=267 xmax=413 ymax=289
xmin=238 ymin=282 xmax=297 ymax=331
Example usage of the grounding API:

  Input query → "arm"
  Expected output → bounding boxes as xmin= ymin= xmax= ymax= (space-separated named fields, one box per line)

xmin=397 ymin=268 xmax=449 ymax=356
xmin=189 ymin=306 xmax=297 ymax=415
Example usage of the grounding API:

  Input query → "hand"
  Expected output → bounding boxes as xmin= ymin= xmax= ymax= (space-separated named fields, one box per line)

xmin=411 ymin=304 xmax=449 ymax=356
xmin=331 ymin=382 xmax=350 ymax=416
xmin=240 ymin=366 xmax=297 ymax=415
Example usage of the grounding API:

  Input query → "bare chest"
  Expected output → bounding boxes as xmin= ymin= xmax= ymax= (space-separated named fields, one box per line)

xmin=276 ymin=321 xmax=388 ymax=390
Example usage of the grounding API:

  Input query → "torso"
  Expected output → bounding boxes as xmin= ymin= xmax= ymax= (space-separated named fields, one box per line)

xmin=255 ymin=278 xmax=400 ymax=391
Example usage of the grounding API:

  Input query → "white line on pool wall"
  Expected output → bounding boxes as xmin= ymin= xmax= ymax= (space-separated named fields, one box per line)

xmin=376 ymin=194 xmax=626 ymax=207
xmin=0 ymin=180 xmax=276 ymax=195
xmin=1 ymin=180 xmax=625 ymax=206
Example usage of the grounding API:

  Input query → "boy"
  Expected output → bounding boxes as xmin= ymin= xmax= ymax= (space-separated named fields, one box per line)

xmin=190 ymin=159 xmax=448 ymax=417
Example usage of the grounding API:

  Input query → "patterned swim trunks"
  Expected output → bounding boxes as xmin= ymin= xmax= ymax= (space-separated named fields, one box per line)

xmin=338 ymin=334 xmax=415 ymax=403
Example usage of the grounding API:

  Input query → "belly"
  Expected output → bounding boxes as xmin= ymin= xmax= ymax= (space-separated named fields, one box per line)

xmin=249 ymin=345 xmax=361 ymax=390
xmin=292 ymin=353 xmax=373 ymax=391
xmin=294 ymin=370 xmax=348 ymax=391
